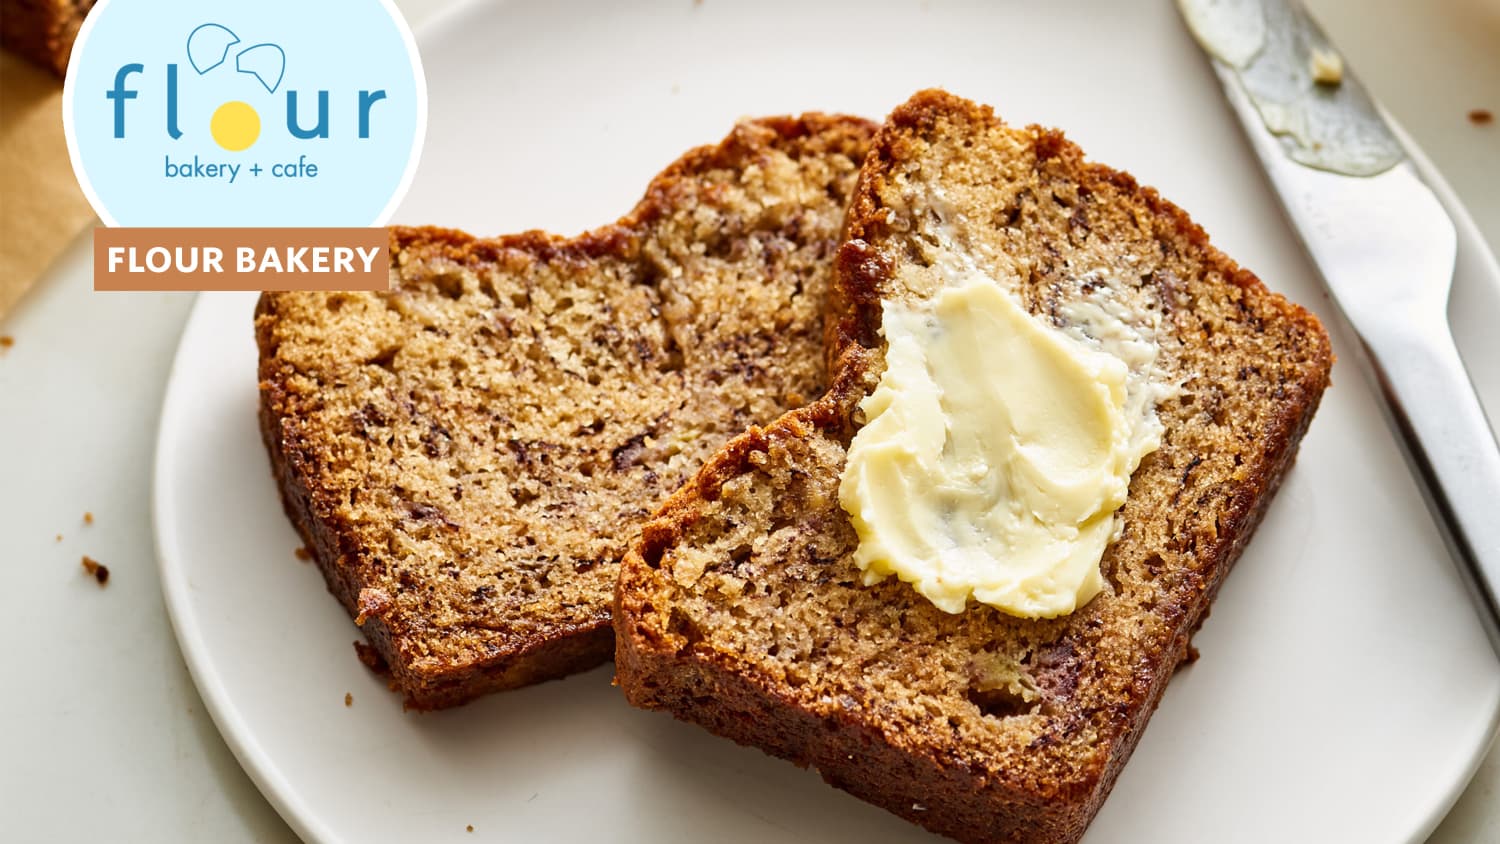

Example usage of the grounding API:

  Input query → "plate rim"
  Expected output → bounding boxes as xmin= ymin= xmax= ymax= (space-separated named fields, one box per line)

xmin=154 ymin=290 xmax=337 ymax=844
xmin=1353 ymin=112 xmax=1500 ymax=844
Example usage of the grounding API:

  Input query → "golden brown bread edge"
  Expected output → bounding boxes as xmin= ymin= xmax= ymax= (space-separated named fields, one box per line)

xmin=614 ymin=89 xmax=1334 ymax=842
xmin=257 ymin=113 xmax=878 ymax=710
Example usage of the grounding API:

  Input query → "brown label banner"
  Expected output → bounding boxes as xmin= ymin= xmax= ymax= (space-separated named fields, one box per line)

xmin=94 ymin=228 xmax=390 ymax=291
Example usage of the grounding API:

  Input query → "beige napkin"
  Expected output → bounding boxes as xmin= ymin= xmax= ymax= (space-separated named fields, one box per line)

xmin=0 ymin=51 xmax=96 ymax=319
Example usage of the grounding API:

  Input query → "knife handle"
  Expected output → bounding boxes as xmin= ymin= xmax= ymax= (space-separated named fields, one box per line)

xmin=1363 ymin=319 xmax=1500 ymax=654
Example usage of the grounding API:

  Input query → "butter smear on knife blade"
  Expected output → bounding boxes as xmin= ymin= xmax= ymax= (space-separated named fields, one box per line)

xmin=1177 ymin=0 xmax=1403 ymax=176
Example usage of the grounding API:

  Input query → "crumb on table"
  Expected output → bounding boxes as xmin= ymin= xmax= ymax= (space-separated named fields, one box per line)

xmin=1470 ymin=109 xmax=1494 ymax=126
xmin=80 ymin=556 xmax=110 ymax=586
xmin=83 ymin=512 xmax=94 ymax=525
xmin=294 ymin=546 xmax=313 ymax=562
xmin=344 ymin=692 xmax=353 ymax=707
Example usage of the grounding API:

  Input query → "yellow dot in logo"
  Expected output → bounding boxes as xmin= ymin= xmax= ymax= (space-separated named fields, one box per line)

xmin=210 ymin=101 xmax=261 ymax=151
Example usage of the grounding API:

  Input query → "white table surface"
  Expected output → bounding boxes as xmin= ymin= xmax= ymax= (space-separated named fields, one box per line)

xmin=1 ymin=0 xmax=1495 ymax=840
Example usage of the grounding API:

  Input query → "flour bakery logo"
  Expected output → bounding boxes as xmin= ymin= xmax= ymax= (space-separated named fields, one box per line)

xmin=65 ymin=0 xmax=426 ymax=229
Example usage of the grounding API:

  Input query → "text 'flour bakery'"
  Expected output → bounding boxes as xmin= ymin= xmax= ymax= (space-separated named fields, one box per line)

xmin=104 ymin=244 xmax=382 ymax=275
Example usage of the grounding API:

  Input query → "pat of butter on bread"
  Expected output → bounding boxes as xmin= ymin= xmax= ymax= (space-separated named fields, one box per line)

xmin=839 ymin=266 xmax=1167 ymax=617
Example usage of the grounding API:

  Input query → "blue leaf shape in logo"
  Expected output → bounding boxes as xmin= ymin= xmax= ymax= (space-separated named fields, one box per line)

xmin=235 ymin=43 xmax=287 ymax=94
xmin=186 ymin=23 xmax=240 ymax=75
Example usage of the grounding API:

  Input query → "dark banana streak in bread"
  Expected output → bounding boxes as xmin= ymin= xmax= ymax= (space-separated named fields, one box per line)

xmin=614 ymin=90 xmax=1333 ymax=843
xmin=257 ymin=114 xmax=876 ymax=710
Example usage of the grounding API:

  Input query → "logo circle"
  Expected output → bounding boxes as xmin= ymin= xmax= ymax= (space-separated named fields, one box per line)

xmin=210 ymin=101 xmax=260 ymax=151
xmin=63 ymin=0 xmax=427 ymax=227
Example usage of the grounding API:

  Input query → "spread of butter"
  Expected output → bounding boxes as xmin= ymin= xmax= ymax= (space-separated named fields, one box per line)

xmin=838 ymin=252 xmax=1172 ymax=618
xmin=1177 ymin=0 xmax=1266 ymax=68
xmin=1177 ymin=0 xmax=1403 ymax=176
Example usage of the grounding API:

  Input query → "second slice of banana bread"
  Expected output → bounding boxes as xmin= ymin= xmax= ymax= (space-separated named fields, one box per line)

xmin=615 ymin=90 xmax=1333 ymax=843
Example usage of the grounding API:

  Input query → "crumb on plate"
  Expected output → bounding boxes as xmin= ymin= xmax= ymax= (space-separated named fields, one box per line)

xmin=1470 ymin=109 xmax=1493 ymax=126
xmin=344 ymin=692 xmax=353 ymax=707
xmin=0 ymin=335 xmax=13 ymax=350
xmin=294 ymin=546 xmax=312 ymax=562
xmin=81 ymin=556 xmax=109 ymax=586
xmin=83 ymin=512 xmax=94 ymax=525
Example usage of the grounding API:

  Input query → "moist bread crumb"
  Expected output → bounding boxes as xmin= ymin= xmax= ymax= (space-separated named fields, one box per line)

xmin=259 ymin=114 xmax=875 ymax=710
xmin=615 ymin=90 xmax=1333 ymax=844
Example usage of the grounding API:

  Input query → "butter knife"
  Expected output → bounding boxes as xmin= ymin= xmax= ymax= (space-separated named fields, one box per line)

xmin=1177 ymin=0 xmax=1500 ymax=653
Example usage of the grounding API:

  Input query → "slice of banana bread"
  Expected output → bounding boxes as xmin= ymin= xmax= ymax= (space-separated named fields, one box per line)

xmin=614 ymin=90 xmax=1333 ymax=843
xmin=257 ymin=113 xmax=875 ymax=710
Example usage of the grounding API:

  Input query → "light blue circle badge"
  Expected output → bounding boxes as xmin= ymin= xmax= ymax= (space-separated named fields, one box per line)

xmin=65 ymin=0 xmax=426 ymax=227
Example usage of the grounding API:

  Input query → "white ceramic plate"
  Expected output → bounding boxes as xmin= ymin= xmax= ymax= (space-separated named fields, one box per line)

xmin=154 ymin=1 xmax=1500 ymax=841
